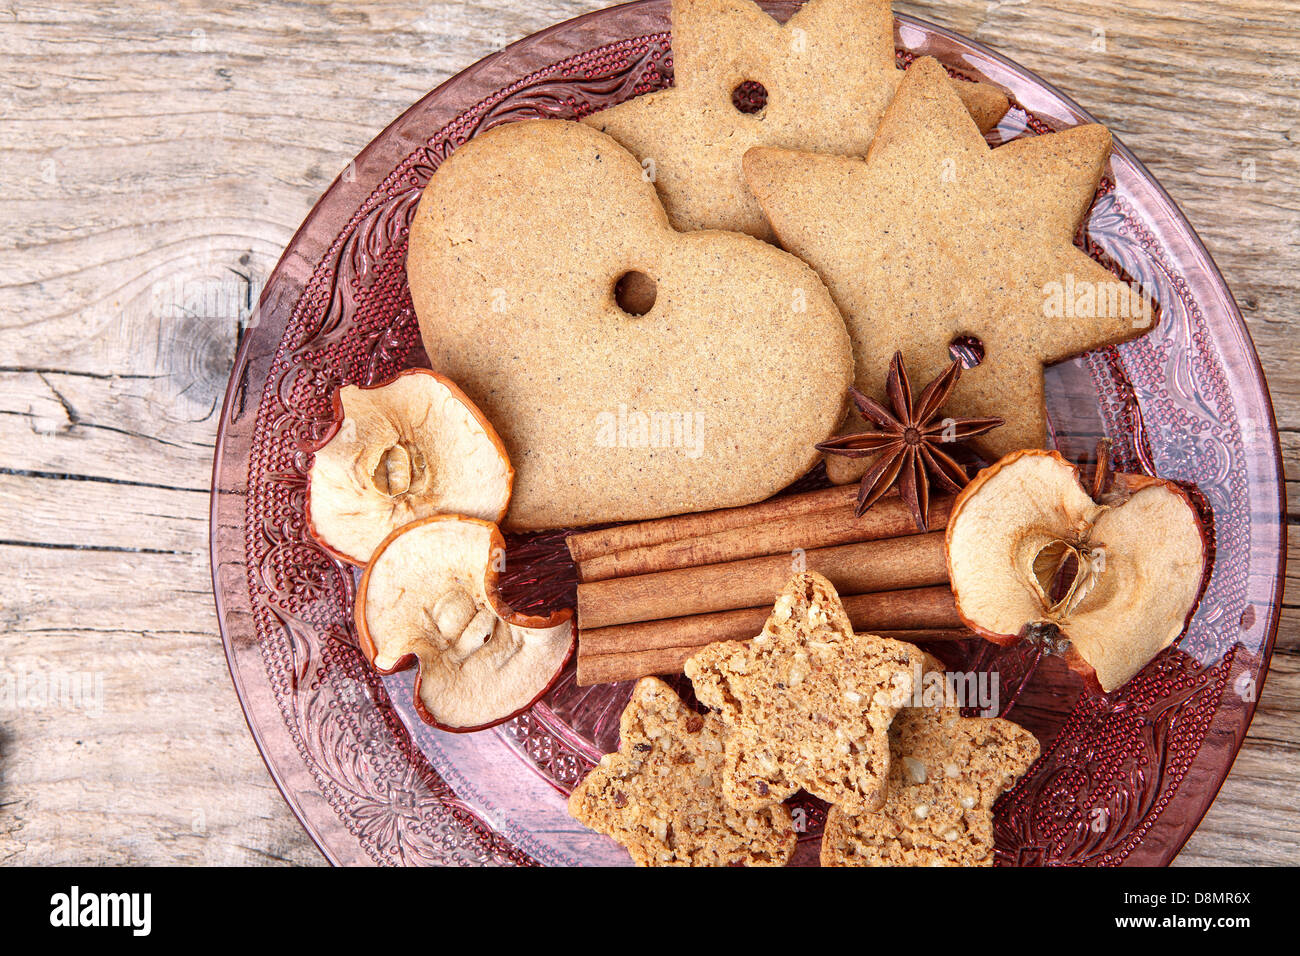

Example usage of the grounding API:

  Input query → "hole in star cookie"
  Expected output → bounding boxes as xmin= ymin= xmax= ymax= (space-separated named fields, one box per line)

xmin=731 ymin=80 xmax=768 ymax=114
xmin=948 ymin=335 xmax=985 ymax=369
xmin=614 ymin=270 xmax=658 ymax=316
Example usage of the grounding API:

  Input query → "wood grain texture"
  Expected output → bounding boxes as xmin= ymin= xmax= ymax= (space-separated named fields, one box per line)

xmin=0 ymin=0 xmax=1294 ymax=866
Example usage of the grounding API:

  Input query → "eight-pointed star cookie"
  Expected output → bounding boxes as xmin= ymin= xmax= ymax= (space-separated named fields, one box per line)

xmin=821 ymin=703 xmax=1040 ymax=866
xmin=568 ymin=677 xmax=797 ymax=866
xmin=582 ymin=0 xmax=1008 ymax=239
xmin=745 ymin=55 xmax=1151 ymax=464
xmin=685 ymin=571 xmax=926 ymax=815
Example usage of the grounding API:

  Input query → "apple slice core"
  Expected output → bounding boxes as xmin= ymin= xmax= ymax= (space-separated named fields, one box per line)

xmin=355 ymin=516 xmax=574 ymax=732
xmin=307 ymin=369 xmax=513 ymax=566
xmin=946 ymin=450 xmax=1206 ymax=692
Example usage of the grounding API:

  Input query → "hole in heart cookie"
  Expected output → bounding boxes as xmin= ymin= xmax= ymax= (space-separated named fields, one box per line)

xmin=731 ymin=80 xmax=768 ymax=114
xmin=614 ymin=270 xmax=658 ymax=316
xmin=948 ymin=335 xmax=985 ymax=369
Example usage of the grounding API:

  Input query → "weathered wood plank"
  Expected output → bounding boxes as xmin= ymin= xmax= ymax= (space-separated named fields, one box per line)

xmin=0 ymin=545 xmax=322 ymax=864
xmin=0 ymin=472 xmax=206 ymax=552
xmin=0 ymin=371 xmax=218 ymax=489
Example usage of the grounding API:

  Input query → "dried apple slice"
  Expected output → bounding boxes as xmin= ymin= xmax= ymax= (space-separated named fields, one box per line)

xmin=355 ymin=515 xmax=574 ymax=732
xmin=307 ymin=369 xmax=512 ymax=566
xmin=946 ymin=449 xmax=1207 ymax=693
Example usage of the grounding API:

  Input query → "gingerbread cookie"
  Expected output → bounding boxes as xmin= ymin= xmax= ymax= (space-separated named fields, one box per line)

xmin=407 ymin=119 xmax=853 ymax=531
xmin=583 ymin=0 xmax=1008 ymax=239
xmin=745 ymin=55 xmax=1147 ymax=467
xmin=685 ymin=572 xmax=926 ymax=814
xmin=568 ymin=677 xmax=797 ymax=866
xmin=821 ymin=704 xmax=1040 ymax=866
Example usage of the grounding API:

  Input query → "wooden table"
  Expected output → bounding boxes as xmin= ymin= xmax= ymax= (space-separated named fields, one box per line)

xmin=1 ymin=0 xmax=1294 ymax=866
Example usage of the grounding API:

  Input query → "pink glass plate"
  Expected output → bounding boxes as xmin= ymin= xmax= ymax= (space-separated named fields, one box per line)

xmin=209 ymin=0 xmax=1287 ymax=866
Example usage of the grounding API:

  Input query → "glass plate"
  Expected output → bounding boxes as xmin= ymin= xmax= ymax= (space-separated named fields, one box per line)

xmin=209 ymin=0 xmax=1287 ymax=866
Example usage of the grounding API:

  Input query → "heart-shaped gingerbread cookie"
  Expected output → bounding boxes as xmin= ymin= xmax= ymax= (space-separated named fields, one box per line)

xmin=407 ymin=119 xmax=853 ymax=531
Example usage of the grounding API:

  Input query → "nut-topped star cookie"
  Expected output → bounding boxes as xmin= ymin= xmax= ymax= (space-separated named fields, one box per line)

xmin=583 ymin=0 xmax=1008 ymax=239
xmin=568 ymin=677 xmax=797 ymax=866
xmin=745 ymin=55 xmax=1151 ymax=462
xmin=821 ymin=704 xmax=1040 ymax=866
xmin=685 ymin=571 xmax=927 ymax=814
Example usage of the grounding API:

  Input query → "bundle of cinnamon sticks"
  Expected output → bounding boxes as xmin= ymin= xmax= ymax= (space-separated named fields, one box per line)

xmin=567 ymin=485 xmax=971 ymax=685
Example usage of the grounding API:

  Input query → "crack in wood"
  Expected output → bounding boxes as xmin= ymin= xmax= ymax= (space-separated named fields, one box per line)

xmin=36 ymin=371 xmax=78 ymax=427
xmin=0 ymin=366 xmax=166 ymax=381
xmin=0 ymin=538 xmax=189 ymax=556
xmin=0 ymin=467 xmax=207 ymax=494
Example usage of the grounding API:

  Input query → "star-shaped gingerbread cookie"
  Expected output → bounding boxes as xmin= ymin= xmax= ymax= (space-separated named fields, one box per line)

xmin=583 ymin=0 xmax=1008 ymax=239
xmin=568 ymin=677 xmax=797 ymax=866
xmin=685 ymin=571 xmax=926 ymax=815
xmin=821 ymin=704 xmax=1040 ymax=866
xmin=745 ymin=55 xmax=1150 ymax=463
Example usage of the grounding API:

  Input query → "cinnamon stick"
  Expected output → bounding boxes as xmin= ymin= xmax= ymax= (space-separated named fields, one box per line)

xmin=565 ymin=484 xmax=860 ymax=563
xmin=575 ymin=628 xmax=973 ymax=686
xmin=577 ymin=494 xmax=952 ymax=582
xmin=578 ymin=585 xmax=961 ymax=657
xmin=576 ymin=531 xmax=949 ymax=630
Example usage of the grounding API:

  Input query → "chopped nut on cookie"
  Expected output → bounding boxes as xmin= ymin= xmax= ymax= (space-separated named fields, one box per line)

xmin=567 ymin=678 xmax=797 ymax=867
xmin=684 ymin=571 xmax=927 ymax=815
xmin=821 ymin=705 xmax=1040 ymax=867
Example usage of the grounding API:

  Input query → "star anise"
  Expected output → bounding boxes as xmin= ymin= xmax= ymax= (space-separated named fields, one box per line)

xmin=816 ymin=351 xmax=1003 ymax=531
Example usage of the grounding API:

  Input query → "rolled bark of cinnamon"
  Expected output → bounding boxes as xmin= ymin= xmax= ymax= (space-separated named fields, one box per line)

xmin=578 ymin=585 xmax=961 ymax=657
xmin=575 ymin=628 xmax=973 ymax=686
xmin=576 ymin=493 xmax=952 ymax=582
xmin=565 ymin=484 xmax=860 ymax=563
xmin=576 ymin=531 xmax=950 ymax=630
